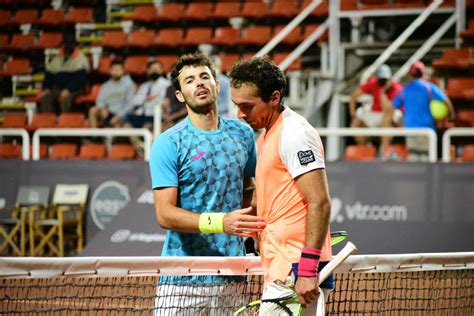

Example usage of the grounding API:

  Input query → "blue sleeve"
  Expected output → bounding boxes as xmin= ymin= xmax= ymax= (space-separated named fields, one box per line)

xmin=243 ymin=128 xmax=257 ymax=177
xmin=149 ymin=134 xmax=178 ymax=189
xmin=392 ymin=90 xmax=403 ymax=109
xmin=429 ymin=82 xmax=448 ymax=102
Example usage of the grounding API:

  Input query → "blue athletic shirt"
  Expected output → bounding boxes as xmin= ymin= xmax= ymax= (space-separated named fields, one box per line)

xmin=149 ymin=117 xmax=256 ymax=259
xmin=392 ymin=79 xmax=448 ymax=130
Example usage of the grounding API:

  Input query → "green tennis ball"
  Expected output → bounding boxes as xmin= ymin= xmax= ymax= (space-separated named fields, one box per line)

xmin=430 ymin=100 xmax=448 ymax=120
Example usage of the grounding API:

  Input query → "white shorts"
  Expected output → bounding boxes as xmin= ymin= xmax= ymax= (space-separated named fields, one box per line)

xmin=356 ymin=104 xmax=384 ymax=128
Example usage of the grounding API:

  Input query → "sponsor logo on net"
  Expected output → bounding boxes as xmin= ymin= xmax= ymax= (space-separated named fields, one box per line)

xmin=90 ymin=181 xmax=130 ymax=230
xmin=111 ymin=229 xmax=166 ymax=243
xmin=331 ymin=197 xmax=407 ymax=222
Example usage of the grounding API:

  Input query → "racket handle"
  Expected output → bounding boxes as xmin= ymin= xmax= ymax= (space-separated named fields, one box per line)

xmin=318 ymin=242 xmax=357 ymax=285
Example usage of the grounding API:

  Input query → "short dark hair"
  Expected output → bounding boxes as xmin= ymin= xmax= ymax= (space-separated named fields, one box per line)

xmin=110 ymin=59 xmax=124 ymax=67
xmin=170 ymin=52 xmax=217 ymax=91
xmin=147 ymin=59 xmax=162 ymax=69
xmin=229 ymin=56 xmax=287 ymax=103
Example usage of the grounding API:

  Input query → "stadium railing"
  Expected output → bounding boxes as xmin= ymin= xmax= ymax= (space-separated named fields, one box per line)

xmin=0 ymin=128 xmax=30 ymax=160
xmin=442 ymin=127 xmax=474 ymax=162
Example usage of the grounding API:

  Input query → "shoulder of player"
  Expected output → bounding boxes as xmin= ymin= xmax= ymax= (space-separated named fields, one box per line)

xmin=221 ymin=117 xmax=254 ymax=134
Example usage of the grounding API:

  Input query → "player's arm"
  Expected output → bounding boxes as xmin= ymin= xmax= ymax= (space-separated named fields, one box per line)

xmin=242 ymin=177 xmax=256 ymax=211
xmin=294 ymin=168 xmax=331 ymax=307
xmin=349 ymin=87 xmax=363 ymax=118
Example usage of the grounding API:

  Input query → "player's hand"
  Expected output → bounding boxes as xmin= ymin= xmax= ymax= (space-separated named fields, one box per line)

xmin=295 ymin=276 xmax=320 ymax=308
xmin=223 ymin=207 xmax=266 ymax=237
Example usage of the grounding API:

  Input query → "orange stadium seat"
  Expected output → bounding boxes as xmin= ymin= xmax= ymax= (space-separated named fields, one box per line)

xmin=184 ymin=3 xmax=213 ymax=21
xmin=241 ymin=1 xmax=269 ymax=19
xmin=274 ymin=25 xmax=304 ymax=46
xmin=0 ymin=34 xmax=8 ymax=48
xmin=0 ymin=10 xmax=12 ymax=26
xmin=156 ymin=55 xmax=178 ymax=74
xmin=219 ymin=53 xmax=241 ymax=74
xmin=155 ymin=3 xmax=185 ymax=23
xmin=460 ymin=20 xmax=474 ymax=39
xmin=65 ymin=7 xmax=93 ymax=24
xmin=78 ymin=143 xmax=106 ymax=160
xmin=344 ymin=144 xmax=377 ymax=161
xmin=456 ymin=110 xmax=474 ymax=127
xmin=239 ymin=25 xmax=273 ymax=46
xmin=461 ymin=145 xmax=474 ymax=162
xmin=1 ymin=112 xmax=27 ymax=128
xmin=183 ymin=27 xmax=214 ymax=46
xmin=8 ymin=34 xmax=36 ymax=51
xmin=125 ymin=56 xmax=149 ymax=76
xmin=154 ymin=28 xmax=184 ymax=48
xmin=446 ymin=78 xmax=474 ymax=100
xmin=75 ymin=84 xmax=101 ymax=105
xmin=49 ymin=143 xmax=78 ymax=159
xmin=273 ymin=52 xmax=303 ymax=71
xmin=432 ymin=48 xmax=473 ymax=69
xmin=35 ymin=32 xmax=63 ymax=49
xmin=102 ymin=31 xmax=128 ymax=49
xmin=212 ymin=27 xmax=241 ymax=46
xmin=266 ymin=0 xmax=300 ymax=19
xmin=26 ymin=113 xmax=56 ymax=132
xmin=129 ymin=29 xmax=156 ymax=48
xmin=301 ymin=0 xmax=328 ymax=16
xmin=128 ymin=5 xmax=157 ymax=23
xmin=3 ymin=58 xmax=31 ymax=76
xmin=12 ymin=9 xmax=39 ymax=25
xmin=107 ymin=144 xmax=136 ymax=160
xmin=38 ymin=8 xmax=65 ymax=26
xmin=56 ymin=112 xmax=86 ymax=128
xmin=0 ymin=143 xmax=22 ymax=159
xmin=212 ymin=2 xmax=241 ymax=19
xmin=97 ymin=55 xmax=113 ymax=75
xmin=383 ymin=144 xmax=408 ymax=161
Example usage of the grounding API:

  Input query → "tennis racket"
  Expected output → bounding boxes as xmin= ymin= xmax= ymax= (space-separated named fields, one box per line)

xmin=330 ymin=230 xmax=348 ymax=246
xmin=234 ymin=241 xmax=358 ymax=315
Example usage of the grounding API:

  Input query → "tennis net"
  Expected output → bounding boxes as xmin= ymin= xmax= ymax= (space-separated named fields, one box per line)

xmin=1 ymin=252 xmax=473 ymax=315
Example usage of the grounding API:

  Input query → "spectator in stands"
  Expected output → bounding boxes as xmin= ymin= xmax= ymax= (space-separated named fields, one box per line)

xmin=161 ymin=85 xmax=187 ymax=131
xmin=88 ymin=60 xmax=136 ymax=128
xmin=392 ymin=61 xmax=455 ymax=161
xmin=40 ymin=41 xmax=89 ymax=114
xmin=123 ymin=60 xmax=170 ymax=131
xmin=211 ymin=55 xmax=233 ymax=118
xmin=349 ymin=64 xmax=402 ymax=152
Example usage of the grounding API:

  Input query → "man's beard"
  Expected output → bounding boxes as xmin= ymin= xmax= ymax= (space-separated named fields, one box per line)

xmin=186 ymin=96 xmax=217 ymax=115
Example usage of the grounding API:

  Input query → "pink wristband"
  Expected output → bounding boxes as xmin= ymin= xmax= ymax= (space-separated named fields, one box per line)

xmin=298 ymin=247 xmax=321 ymax=277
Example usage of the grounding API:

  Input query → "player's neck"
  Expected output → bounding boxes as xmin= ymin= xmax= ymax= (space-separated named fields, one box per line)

xmin=265 ymin=106 xmax=284 ymax=131
xmin=188 ymin=108 xmax=219 ymax=131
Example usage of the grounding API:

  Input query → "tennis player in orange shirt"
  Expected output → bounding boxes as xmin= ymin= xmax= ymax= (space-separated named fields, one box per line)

xmin=230 ymin=57 xmax=333 ymax=315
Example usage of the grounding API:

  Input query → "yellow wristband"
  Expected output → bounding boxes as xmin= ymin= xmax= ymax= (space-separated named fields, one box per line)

xmin=199 ymin=213 xmax=225 ymax=234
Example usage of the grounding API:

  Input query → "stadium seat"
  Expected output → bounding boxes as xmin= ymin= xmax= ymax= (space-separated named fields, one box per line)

xmin=12 ymin=9 xmax=39 ymax=25
xmin=26 ymin=113 xmax=57 ymax=132
xmin=97 ymin=55 xmax=113 ymax=75
xmin=65 ymin=7 xmax=94 ymax=24
xmin=0 ymin=10 xmax=12 ymax=26
xmin=154 ymin=28 xmax=184 ymax=48
xmin=107 ymin=144 xmax=136 ymax=160
xmin=212 ymin=27 xmax=241 ymax=46
xmin=212 ymin=2 xmax=241 ymax=19
xmin=432 ymin=48 xmax=473 ymax=69
xmin=461 ymin=145 xmax=474 ymax=162
xmin=241 ymin=1 xmax=269 ymax=19
xmin=273 ymin=52 xmax=303 ymax=71
xmin=129 ymin=29 xmax=156 ymax=48
xmin=3 ymin=58 xmax=31 ymax=76
xmin=75 ymin=84 xmax=101 ymax=105
xmin=265 ymin=0 xmax=300 ymax=19
xmin=301 ymin=0 xmax=329 ymax=16
xmin=30 ymin=184 xmax=88 ymax=256
xmin=156 ymin=55 xmax=178 ymax=74
xmin=38 ymin=8 xmax=65 ymax=26
xmin=155 ymin=3 xmax=185 ymax=22
xmin=274 ymin=25 xmax=304 ymax=46
xmin=1 ymin=112 xmax=27 ymax=128
xmin=446 ymin=78 xmax=474 ymax=100
xmin=184 ymin=3 xmax=213 ymax=21
xmin=456 ymin=110 xmax=474 ymax=127
xmin=102 ymin=31 xmax=128 ymax=49
xmin=128 ymin=5 xmax=157 ymax=23
xmin=382 ymin=144 xmax=409 ymax=161
xmin=125 ymin=55 xmax=149 ymax=76
xmin=460 ymin=20 xmax=474 ymax=39
xmin=0 ymin=142 xmax=22 ymax=159
xmin=219 ymin=53 xmax=241 ymax=74
xmin=183 ymin=27 xmax=214 ymax=46
xmin=0 ymin=34 xmax=8 ymax=48
xmin=78 ymin=143 xmax=106 ymax=159
xmin=49 ymin=143 xmax=78 ymax=159
xmin=56 ymin=112 xmax=86 ymax=128
xmin=344 ymin=144 xmax=377 ymax=161
xmin=8 ymin=34 xmax=36 ymax=51
xmin=35 ymin=32 xmax=63 ymax=49
xmin=239 ymin=25 xmax=273 ymax=46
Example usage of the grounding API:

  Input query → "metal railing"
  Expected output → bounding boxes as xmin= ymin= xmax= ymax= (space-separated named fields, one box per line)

xmin=32 ymin=128 xmax=153 ymax=161
xmin=442 ymin=128 xmax=474 ymax=162
xmin=0 ymin=129 xmax=30 ymax=160
xmin=317 ymin=127 xmax=438 ymax=162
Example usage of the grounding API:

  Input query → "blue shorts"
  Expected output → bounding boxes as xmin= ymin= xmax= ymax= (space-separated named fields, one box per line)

xmin=124 ymin=115 xmax=154 ymax=128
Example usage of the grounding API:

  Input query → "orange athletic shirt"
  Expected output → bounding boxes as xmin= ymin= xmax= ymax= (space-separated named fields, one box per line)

xmin=256 ymin=107 xmax=332 ymax=286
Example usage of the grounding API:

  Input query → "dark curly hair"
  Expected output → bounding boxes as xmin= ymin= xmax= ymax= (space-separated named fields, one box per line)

xmin=229 ymin=56 xmax=287 ymax=103
xmin=170 ymin=52 xmax=217 ymax=91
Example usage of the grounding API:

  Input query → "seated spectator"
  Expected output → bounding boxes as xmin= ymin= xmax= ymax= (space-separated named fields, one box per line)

xmin=349 ymin=64 xmax=402 ymax=152
xmin=392 ymin=61 xmax=455 ymax=161
xmin=88 ymin=60 xmax=135 ymax=128
xmin=161 ymin=85 xmax=187 ymax=131
xmin=40 ymin=40 xmax=89 ymax=114
xmin=211 ymin=55 xmax=233 ymax=118
xmin=124 ymin=60 xmax=170 ymax=131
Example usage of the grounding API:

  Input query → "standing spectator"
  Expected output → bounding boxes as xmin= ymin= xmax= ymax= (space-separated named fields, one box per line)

xmin=124 ymin=60 xmax=170 ymax=131
xmin=88 ymin=60 xmax=136 ymax=128
xmin=392 ymin=61 xmax=455 ymax=161
xmin=349 ymin=64 xmax=402 ymax=152
xmin=40 ymin=41 xmax=89 ymax=114
xmin=161 ymin=85 xmax=187 ymax=131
